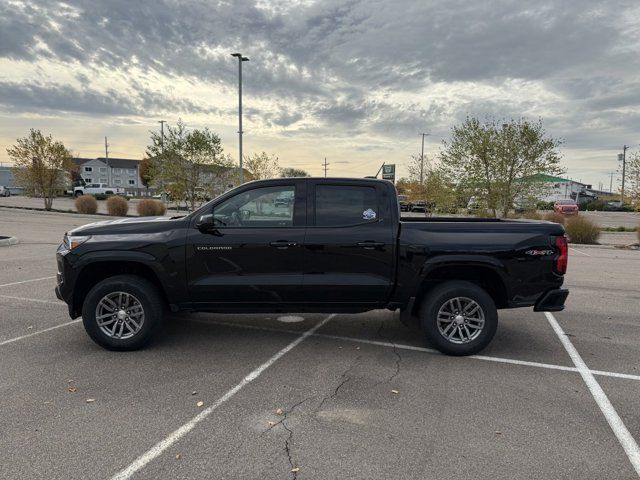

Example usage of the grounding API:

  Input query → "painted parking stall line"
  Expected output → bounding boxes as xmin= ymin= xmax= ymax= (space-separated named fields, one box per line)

xmin=0 ymin=319 xmax=82 ymax=347
xmin=110 ymin=314 xmax=336 ymax=480
xmin=546 ymin=312 xmax=640 ymax=477
xmin=0 ymin=276 xmax=56 ymax=288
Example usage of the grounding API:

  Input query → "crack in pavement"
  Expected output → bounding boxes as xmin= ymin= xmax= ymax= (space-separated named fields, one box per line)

xmin=315 ymin=357 xmax=361 ymax=413
xmin=375 ymin=320 xmax=403 ymax=385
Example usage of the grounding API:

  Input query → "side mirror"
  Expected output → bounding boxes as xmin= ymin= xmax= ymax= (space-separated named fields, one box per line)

xmin=195 ymin=214 xmax=216 ymax=233
xmin=240 ymin=209 xmax=251 ymax=221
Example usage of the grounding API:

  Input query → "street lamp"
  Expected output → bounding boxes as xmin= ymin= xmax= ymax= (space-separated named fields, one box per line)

xmin=419 ymin=133 xmax=430 ymax=184
xmin=231 ymin=52 xmax=249 ymax=184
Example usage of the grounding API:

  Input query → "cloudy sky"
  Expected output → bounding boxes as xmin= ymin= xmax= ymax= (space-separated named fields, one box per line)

xmin=1 ymin=0 xmax=639 ymax=186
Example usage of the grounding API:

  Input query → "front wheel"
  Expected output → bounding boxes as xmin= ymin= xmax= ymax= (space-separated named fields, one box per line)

xmin=82 ymin=274 xmax=164 ymax=350
xmin=420 ymin=281 xmax=498 ymax=356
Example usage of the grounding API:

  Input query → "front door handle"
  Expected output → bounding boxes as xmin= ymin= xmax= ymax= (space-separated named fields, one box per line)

xmin=270 ymin=240 xmax=298 ymax=249
xmin=356 ymin=241 xmax=385 ymax=250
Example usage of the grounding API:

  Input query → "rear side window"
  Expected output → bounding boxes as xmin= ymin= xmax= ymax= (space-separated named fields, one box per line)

xmin=315 ymin=185 xmax=378 ymax=227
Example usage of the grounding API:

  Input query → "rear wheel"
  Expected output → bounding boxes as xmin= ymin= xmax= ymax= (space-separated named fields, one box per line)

xmin=420 ymin=281 xmax=498 ymax=356
xmin=82 ymin=274 xmax=164 ymax=350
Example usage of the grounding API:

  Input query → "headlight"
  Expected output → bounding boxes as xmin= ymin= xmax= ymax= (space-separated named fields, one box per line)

xmin=63 ymin=234 xmax=91 ymax=250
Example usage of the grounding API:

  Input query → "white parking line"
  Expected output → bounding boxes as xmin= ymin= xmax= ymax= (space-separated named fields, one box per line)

xmin=0 ymin=319 xmax=82 ymax=346
xmin=0 ymin=295 xmax=65 ymax=305
xmin=546 ymin=312 xmax=640 ymax=477
xmin=110 ymin=314 xmax=336 ymax=480
xmin=0 ymin=276 xmax=55 ymax=288
xmin=200 ymin=319 xmax=640 ymax=383
xmin=569 ymin=247 xmax=591 ymax=257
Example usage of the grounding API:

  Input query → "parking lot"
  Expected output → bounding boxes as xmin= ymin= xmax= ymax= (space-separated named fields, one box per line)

xmin=1 ymin=207 xmax=639 ymax=479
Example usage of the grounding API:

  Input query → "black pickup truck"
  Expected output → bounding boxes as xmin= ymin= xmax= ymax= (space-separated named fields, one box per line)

xmin=55 ymin=178 xmax=568 ymax=356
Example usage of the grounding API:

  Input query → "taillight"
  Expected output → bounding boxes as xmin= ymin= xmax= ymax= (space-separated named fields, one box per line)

xmin=554 ymin=235 xmax=568 ymax=274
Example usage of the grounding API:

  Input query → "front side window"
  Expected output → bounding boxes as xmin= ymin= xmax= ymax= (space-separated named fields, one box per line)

xmin=213 ymin=185 xmax=295 ymax=228
xmin=315 ymin=185 xmax=378 ymax=227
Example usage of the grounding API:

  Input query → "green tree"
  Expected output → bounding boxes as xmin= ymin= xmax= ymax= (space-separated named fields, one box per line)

xmin=146 ymin=120 xmax=231 ymax=211
xmin=244 ymin=152 xmax=280 ymax=180
xmin=280 ymin=167 xmax=310 ymax=178
xmin=439 ymin=117 xmax=563 ymax=217
xmin=625 ymin=151 xmax=640 ymax=207
xmin=7 ymin=129 xmax=72 ymax=210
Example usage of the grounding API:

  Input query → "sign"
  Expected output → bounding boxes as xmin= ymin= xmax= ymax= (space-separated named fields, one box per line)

xmin=381 ymin=164 xmax=395 ymax=183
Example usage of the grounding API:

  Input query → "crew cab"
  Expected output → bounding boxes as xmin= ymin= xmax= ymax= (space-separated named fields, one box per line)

xmin=74 ymin=183 xmax=125 ymax=197
xmin=55 ymin=178 xmax=569 ymax=356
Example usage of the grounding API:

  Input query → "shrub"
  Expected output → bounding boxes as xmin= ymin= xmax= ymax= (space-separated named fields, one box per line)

xmin=536 ymin=201 xmax=554 ymax=211
xmin=565 ymin=215 xmax=600 ymax=244
xmin=137 ymin=199 xmax=166 ymax=216
xmin=543 ymin=212 xmax=566 ymax=225
xmin=106 ymin=195 xmax=129 ymax=216
xmin=75 ymin=195 xmax=98 ymax=214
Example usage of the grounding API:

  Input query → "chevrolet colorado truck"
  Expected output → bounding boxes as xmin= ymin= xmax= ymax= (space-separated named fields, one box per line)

xmin=55 ymin=177 xmax=569 ymax=356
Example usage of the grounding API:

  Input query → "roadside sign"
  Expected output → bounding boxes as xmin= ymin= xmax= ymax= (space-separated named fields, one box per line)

xmin=382 ymin=164 xmax=395 ymax=183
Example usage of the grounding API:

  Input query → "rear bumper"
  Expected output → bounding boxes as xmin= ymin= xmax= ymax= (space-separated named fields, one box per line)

xmin=533 ymin=288 xmax=569 ymax=312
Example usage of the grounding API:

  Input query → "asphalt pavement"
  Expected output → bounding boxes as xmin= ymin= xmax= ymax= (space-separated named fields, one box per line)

xmin=0 ymin=208 xmax=639 ymax=479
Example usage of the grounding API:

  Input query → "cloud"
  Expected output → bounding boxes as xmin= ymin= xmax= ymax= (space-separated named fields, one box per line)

xmin=0 ymin=0 xmax=638 ymax=185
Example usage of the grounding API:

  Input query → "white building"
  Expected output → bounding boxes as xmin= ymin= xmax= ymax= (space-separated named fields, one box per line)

xmin=73 ymin=157 xmax=143 ymax=191
xmin=518 ymin=174 xmax=591 ymax=202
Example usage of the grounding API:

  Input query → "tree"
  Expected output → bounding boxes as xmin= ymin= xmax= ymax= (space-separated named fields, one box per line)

xmin=244 ymin=152 xmax=280 ymax=180
xmin=139 ymin=157 xmax=153 ymax=194
xmin=439 ymin=117 xmax=563 ymax=217
xmin=145 ymin=120 xmax=232 ymax=211
xmin=7 ymin=129 xmax=72 ymax=210
xmin=280 ymin=167 xmax=310 ymax=178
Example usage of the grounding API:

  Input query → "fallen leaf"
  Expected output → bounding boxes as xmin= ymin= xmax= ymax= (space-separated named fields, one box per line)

xmin=191 ymin=391 xmax=197 ymax=396
xmin=196 ymin=401 xmax=204 ymax=407
xmin=276 ymin=408 xmax=283 ymax=415
xmin=27 ymin=326 xmax=33 ymax=330
xmin=86 ymin=398 xmax=95 ymax=403
xmin=268 ymin=421 xmax=276 ymax=426
xmin=291 ymin=467 xmax=300 ymax=473
xmin=356 ymin=347 xmax=360 ymax=350
xmin=391 ymin=389 xmax=399 ymax=394
xmin=495 ymin=431 xmax=502 ymax=435
xmin=68 ymin=387 xmax=77 ymax=393
xmin=67 ymin=380 xmax=74 ymax=384
xmin=175 ymin=454 xmax=181 ymax=460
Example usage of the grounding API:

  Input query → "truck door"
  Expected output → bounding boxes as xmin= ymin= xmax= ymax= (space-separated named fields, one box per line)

xmin=302 ymin=181 xmax=395 ymax=305
xmin=185 ymin=180 xmax=307 ymax=306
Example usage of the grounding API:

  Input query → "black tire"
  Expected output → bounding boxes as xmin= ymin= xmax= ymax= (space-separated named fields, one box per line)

xmin=420 ymin=281 xmax=498 ymax=356
xmin=74 ymin=191 xmax=83 ymax=197
xmin=82 ymin=274 xmax=164 ymax=350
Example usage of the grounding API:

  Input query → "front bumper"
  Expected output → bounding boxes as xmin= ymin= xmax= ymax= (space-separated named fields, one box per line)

xmin=533 ymin=288 xmax=569 ymax=312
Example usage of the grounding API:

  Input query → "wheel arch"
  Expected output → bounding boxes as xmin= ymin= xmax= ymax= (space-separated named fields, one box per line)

xmin=411 ymin=259 xmax=509 ymax=318
xmin=71 ymin=257 xmax=171 ymax=317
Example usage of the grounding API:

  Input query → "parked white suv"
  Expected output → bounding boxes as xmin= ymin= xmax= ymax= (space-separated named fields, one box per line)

xmin=0 ymin=186 xmax=10 ymax=197
xmin=74 ymin=183 xmax=125 ymax=197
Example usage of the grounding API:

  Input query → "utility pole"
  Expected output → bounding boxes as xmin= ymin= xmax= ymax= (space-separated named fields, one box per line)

xmin=231 ymin=52 xmax=250 ymax=184
xmin=322 ymin=157 xmax=330 ymax=177
xmin=419 ymin=133 xmax=429 ymax=184
xmin=609 ymin=172 xmax=614 ymax=193
xmin=104 ymin=136 xmax=110 ymax=186
xmin=620 ymin=145 xmax=629 ymax=203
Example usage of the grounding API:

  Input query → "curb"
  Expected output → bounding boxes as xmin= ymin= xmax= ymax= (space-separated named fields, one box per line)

xmin=569 ymin=242 xmax=639 ymax=250
xmin=0 ymin=236 xmax=19 ymax=247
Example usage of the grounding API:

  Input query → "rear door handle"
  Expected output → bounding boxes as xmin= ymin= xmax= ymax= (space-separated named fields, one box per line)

xmin=270 ymin=240 xmax=298 ymax=249
xmin=356 ymin=241 xmax=385 ymax=250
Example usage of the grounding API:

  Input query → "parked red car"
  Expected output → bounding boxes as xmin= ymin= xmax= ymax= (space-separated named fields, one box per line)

xmin=554 ymin=199 xmax=579 ymax=215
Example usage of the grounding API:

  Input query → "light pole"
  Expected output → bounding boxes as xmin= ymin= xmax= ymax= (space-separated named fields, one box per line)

xmin=619 ymin=145 xmax=629 ymax=204
xmin=419 ymin=133 xmax=430 ymax=184
xmin=231 ymin=52 xmax=249 ymax=184
xmin=158 ymin=120 xmax=166 ymax=153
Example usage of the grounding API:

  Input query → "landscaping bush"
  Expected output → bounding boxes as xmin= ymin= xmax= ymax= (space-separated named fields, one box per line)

xmin=543 ymin=212 xmax=566 ymax=225
xmin=106 ymin=195 xmax=129 ymax=216
xmin=75 ymin=195 xmax=98 ymax=214
xmin=536 ymin=201 xmax=554 ymax=211
xmin=564 ymin=215 xmax=600 ymax=244
xmin=137 ymin=199 xmax=166 ymax=216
